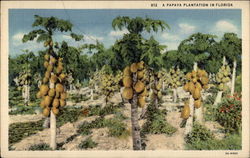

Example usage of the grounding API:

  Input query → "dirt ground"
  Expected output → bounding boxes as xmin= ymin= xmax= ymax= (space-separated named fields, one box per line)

xmin=10 ymin=87 xmax=224 ymax=151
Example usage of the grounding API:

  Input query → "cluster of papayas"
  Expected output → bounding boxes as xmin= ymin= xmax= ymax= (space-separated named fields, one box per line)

xmin=166 ymin=67 xmax=184 ymax=89
xmin=216 ymin=64 xmax=231 ymax=91
xmin=149 ymin=71 xmax=163 ymax=101
xmin=16 ymin=69 xmax=32 ymax=90
xmin=37 ymin=53 xmax=67 ymax=117
xmin=122 ymin=61 xmax=147 ymax=108
xmin=181 ymin=100 xmax=190 ymax=119
xmin=100 ymin=73 xmax=120 ymax=101
xmin=183 ymin=69 xmax=209 ymax=109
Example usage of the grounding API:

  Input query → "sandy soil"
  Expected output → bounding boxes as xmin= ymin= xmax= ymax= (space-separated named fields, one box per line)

xmin=10 ymin=87 xmax=224 ymax=151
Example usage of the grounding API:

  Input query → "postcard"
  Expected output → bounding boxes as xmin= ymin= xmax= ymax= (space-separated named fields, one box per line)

xmin=1 ymin=1 xmax=249 ymax=158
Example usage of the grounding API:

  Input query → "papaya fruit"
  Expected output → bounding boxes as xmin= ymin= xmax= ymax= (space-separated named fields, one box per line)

xmin=122 ymin=87 xmax=133 ymax=100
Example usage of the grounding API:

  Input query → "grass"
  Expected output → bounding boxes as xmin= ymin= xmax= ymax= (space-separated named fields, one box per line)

xmin=77 ymin=114 xmax=129 ymax=138
xmin=141 ymin=103 xmax=177 ymax=136
xmin=185 ymin=123 xmax=242 ymax=150
xmin=86 ymin=103 xmax=122 ymax=117
xmin=9 ymin=119 xmax=44 ymax=146
xmin=78 ymin=137 xmax=98 ymax=149
xmin=56 ymin=107 xmax=83 ymax=128
xmin=29 ymin=143 xmax=52 ymax=151
xmin=68 ymin=93 xmax=90 ymax=103
xmin=9 ymin=104 xmax=41 ymax=115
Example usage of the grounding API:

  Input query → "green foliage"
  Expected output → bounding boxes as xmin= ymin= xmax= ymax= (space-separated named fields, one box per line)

xmin=141 ymin=36 xmax=166 ymax=71
xmin=215 ymin=93 xmax=242 ymax=133
xmin=70 ymin=33 xmax=83 ymax=41
xmin=142 ymin=104 xmax=177 ymax=135
xmin=78 ymin=137 xmax=98 ymax=149
xmin=113 ymin=33 xmax=144 ymax=66
xmin=29 ymin=143 xmax=52 ymax=151
xmin=56 ymin=107 xmax=82 ymax=128
xmin=9 ymin=120 xmax=44 ymax=145
xmin=235 ymin=74 xmax=242 ymax=93
xmin=9 ymin=87 xmax=23 ymax=107
xmin=9 ymin=105 xmax=39 ymax=115
xmin=185 ymin=123 xmax=214 ymax=144
xmin=203 ymin=94 xmax=217 ymax=121
xmin=68 ymin=93 xmax=90 ymax=103
xmin=161 ymin=50 xmax=184 ymax=70
xmin=178 ymin=32 xmax=217 ymax=72
xmin=185 ymin=123 xmax=241 ymax=150
xmin=112 ymin=16 xmax=169 ymax=68
xmin=87 ymin=103 xmax=122 ymax=117
xmin=106 ymin=118 xmax=130 ymax=137
xmin=112 ymin=16 xmax=169 ymax=34
xmin=77 ymin=115 xmax=129 ymax=138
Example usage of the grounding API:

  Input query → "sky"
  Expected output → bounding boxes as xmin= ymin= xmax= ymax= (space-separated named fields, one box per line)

xmin=9 ymin=9 xmax=241 ymax=56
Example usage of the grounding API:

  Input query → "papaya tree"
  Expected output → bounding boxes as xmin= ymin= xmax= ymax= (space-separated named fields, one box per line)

xmin=213 ymin=58 xmax=231 ymax=106
xmin=112 ymin=16 xmax=169 ymax=150
xmin=164 ymin=67 xmax=185 ymax=103
xmin=13 ymin=50 xmax=35 ymax=105
xmin=178 ymin=33 xmax=216 ymax=134
xmin=141 ymin=36 xmax=166 ymax=108
xmin=219 ymin=33 xmax=241 ymax=96
xmin=22 ymin=15 xmax=83 ymax=150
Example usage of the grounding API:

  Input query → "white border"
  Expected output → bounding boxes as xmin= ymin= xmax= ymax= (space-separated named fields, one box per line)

xmin=1 ymin=1 xmax=249 ymax=158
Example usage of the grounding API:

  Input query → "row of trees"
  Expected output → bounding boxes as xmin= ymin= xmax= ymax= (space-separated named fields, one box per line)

xmin=9 ymin=26 xmax=242 ymax=90
xmin=9 ymin=15 xmax=242 ymax=150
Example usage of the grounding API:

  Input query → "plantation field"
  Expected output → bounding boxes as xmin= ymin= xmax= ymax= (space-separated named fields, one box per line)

xmin=8 ymin=11 xmax=242 ymax=151
xmin=9 ymin=86 xmax=241 ymax=150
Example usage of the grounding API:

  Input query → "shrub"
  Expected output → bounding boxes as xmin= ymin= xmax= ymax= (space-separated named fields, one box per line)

xmin=9 ymin=120 xmax=44 ymax=145
xmin=185 ymin=123 xmax=241 ymax=150
xmin=142 ymin=104 xmax=177 ymax=135
xmin=29 ymin=143 xmax=52 ymax=150
xmin=69 ymin=93 xmax=90 ymax=103
xmin=215 ymin=93 xmax=241 ymax=133
xmin=57 ymin=107 xmax=82 ymax=127
xmin=106 ymin=119 xmax=130 ymax=138
xmin=78 ymin=137 xmax=98 ymax=149
xmin=77 ymin=115 xmax=129 ymax=138
xmin=235 ymin=74 xmax=242 ymax=93
xmin=86 ymin=103 xmax=121 ymax=117
xmin=9 ymin=105 xmax=39 ymax=115
xmin=185 ymin=123 xmax=214 ymax=145
xmin=203 ymin=93 xmax=217 ymax=121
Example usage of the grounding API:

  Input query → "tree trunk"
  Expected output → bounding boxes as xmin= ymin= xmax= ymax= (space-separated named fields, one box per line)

xmin=43 ymin=117 xmax=50 ymax=128
xmin=195 ymin=91 xmax=204 ymax=124
xmin=154 ymin=76 xmax=159 ymax=109
xmin=139 ymin=107 xmax=147 ymax=120
xmin=184 ymin=95 xmax=194 ymax=136
xmin=213 ymin=91 xmax=223 ymax=106
xmin=49 ymin=56 xmax=57 ymax=150
xmin=22 ymin=87 xmax=25 ymax=103
xmin=23 ymin=84 xmax=29 ymax=106
xmin=90 ymin=89 xmax=94 ymax=101
xmin=173 ymin=88 xmax=177 ymax=103
xmin=95 ymin=84 xmax=98 ymax=91
xmin=222 ymin=56 xmax=226 ymax=65
xmin=120 ymin=87 xmax=124 ymax=103
xmin=50 ymin=110 xmax=57 ymax=150
xmin=192 ymin=63 xmax=203 ymax=124
xmin=213 ymin=57 xmax=226 ymax=106
xmin=231 ymin=60 xmax=237 ymax=96
xmin=130 ymin=72 xmax=142 ymax=150
xmin=162 ymin=81 xmax=165 ymax=91
xmin=185 ymin=62 xmax=198 ymax=135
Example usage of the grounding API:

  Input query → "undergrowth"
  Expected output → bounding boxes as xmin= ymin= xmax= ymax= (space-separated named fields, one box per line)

xmin=9 ymin=119 xmax=44 ymax=146
xmin=185 ymin=123 xmax=241 ymax=150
